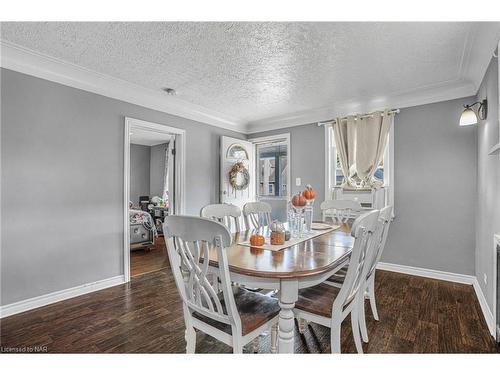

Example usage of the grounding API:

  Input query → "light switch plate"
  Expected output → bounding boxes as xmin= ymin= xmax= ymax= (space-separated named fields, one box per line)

xmin=295 ymin=177 xmax=301 ymax=186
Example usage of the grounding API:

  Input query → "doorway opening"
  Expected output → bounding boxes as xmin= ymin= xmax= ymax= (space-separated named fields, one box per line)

xmin=124 ymin=118 xmax=185 ymax=280
xmin=249 ymin=133 xmax=290 ymax=222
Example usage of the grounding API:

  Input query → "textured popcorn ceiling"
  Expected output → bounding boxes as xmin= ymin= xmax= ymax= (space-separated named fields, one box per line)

xmin=0 ymin=22 xmax=486 ymax=125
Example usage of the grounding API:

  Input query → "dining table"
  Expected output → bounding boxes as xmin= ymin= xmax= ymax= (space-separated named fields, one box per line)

xmin=207 ymin=223 xmax=354 ymax=354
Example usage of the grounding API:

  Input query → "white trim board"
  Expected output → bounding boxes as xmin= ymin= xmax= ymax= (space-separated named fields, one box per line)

xmin=472 ymin=278 xmax=496 ymax=337
xmin=377 ymin=262 xmax=476 ymax=284
xmin=0 ymin=41 xmax=246 ymax=133
xmin=377 ymin=261 xmax=496 ymax=337
xmin=0 ymin=275 xmax=125 ymax=319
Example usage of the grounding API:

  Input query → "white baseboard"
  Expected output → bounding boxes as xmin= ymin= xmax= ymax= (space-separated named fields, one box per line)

xmin=0 ymin=275 xmax=126 ymax=319
xmin=377 ymin=262 xmax=476 ymax=284
xmin=377 ymin=262 xmax=496 ymax=338
xmin=472 ymin=278 xmax=496 ymax=337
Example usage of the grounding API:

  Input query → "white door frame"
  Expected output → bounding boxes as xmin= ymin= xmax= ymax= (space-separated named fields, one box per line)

xmin=123 ymin=117 xmax=186 ymax=282
xmin=248 ymin=133 xmax=291 ymax=200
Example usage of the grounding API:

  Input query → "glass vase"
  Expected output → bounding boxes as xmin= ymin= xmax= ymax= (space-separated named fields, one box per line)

xmin=304 ymin=203 xmax=314 ymax=234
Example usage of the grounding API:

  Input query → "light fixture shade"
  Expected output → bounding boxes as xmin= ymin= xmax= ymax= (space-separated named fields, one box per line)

xmin=459 ymin=107 xmax=478 ymax=126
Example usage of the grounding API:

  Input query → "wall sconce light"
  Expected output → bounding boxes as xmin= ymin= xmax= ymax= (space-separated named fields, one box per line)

xmin=459 ymin=99 xmax=488 ymax=126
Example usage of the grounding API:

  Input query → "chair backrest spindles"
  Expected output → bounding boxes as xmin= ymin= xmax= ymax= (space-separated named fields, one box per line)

xmin=366 ymin=205 xmax=393 ymax=278
xmin=200 ymin=203 xmax=242 ymax=233
xmin=320 ymin=199 xmax=362 ymax=224
xmin=163 ymin=216 xmax=242 ymax=332
xmin=243 ymin=202 xmax=272 ymax=230
xmin=332 ymin=210 xmax=379 ymax=314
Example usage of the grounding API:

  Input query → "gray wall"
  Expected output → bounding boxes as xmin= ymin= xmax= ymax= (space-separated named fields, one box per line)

xmin=149 ymin=143 xmax=168 ymax=198
xmin=383 ymin=98 xmax=477 ymax=275
xmin=251 ymin=97 xmax=478 ymax=275
xmin=250 ymin=124 xmax=326 ymax=220
xmin=475 ymin=54 xmax=500 ymax=313
xmin=129 ymin=144 xmax=151 ymax=205
xmin=1 ymin=68 xmax=244 ymax=306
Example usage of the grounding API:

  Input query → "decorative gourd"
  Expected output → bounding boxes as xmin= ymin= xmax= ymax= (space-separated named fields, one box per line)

xmin=303 ymin=184 xmax=316 ymax=201
xmin=291 ymin=192 xmax=307 ymax=208
xmin=250 ymin=233 xmax=265 ymax=246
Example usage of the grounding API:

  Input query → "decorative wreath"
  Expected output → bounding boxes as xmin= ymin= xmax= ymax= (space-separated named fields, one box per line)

xmin=229 ymin=162 xmax=250 ymax=191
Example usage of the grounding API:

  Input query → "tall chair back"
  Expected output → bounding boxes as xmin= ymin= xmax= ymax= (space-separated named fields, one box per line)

xmin=200 ymin=203 xmax=242 ymax=233
xmin=366 ymin=205 xmax=393 ymax=278
xmin=163 ymin=216 xmax=242 ymax=332
xmin=332 ymin=210 xmax=379 ymax=314
xmin=320 ymin=199 xmax=362 ymax=224
xmin=243 ymin=201 xmax=272 ymax=230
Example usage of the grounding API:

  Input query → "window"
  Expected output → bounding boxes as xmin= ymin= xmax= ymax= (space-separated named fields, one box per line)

xmin=325 ymin=126 xmax=393 ymax=203
xmin=250 ymin=134 xmax=290 ymax=199
xmin=226 ymin=144 xmax=249 ymax=160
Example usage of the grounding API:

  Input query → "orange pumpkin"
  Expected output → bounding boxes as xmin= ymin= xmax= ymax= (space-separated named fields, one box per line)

xmin=291 ymin=192 xmax=307 ymax=207
xmin=303 ymin=185 xmax=316 ymax=200
xmin=250 ymin=233 xmax=265 ymax=246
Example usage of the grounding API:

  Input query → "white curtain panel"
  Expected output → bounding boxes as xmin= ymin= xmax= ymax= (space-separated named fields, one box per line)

xmin=332 ymin=109 xmax=393 ymax=188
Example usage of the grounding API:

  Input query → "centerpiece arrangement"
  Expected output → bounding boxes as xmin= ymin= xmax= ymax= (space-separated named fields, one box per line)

xmin=303 ymin=185 xmax=316 ymax=234
xmin=241 ymin=184 xmax=331 ymax=251
xmin=289 ymin=184 xmax=316 ymax=236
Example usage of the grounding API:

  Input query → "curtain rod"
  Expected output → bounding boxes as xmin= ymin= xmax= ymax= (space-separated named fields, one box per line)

xmin=317 ymin=108 xmax=400 ymax=126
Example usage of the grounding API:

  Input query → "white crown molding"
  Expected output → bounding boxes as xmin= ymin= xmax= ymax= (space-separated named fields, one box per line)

xmin=246 ymin=24 xmax=500 ymax=134
xmin=2 ymin=24 xmax=499 ymax=135
xmin=0 ymin=41 xmax=247 ymax=133
xmin=377 ymin=262 xmax=495 ymax=337
xmin=246 ymin=79 xmax=477 ymax=133
xmin=0 ymin=275 xmax=125 ymax=318
xmin=463 ymin=22 xmax=500 ymax=91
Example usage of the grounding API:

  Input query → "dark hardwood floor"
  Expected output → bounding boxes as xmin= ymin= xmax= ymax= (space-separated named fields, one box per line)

xmin=1 ymin=264 xmax=498 ymax=353
xmin=130 ymin=236 xmax=169 ymax=277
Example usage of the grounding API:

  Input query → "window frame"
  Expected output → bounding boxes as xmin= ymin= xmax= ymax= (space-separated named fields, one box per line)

xmin=249 ymin=133 xmax=291 ymax=200
xmin=324 ymin=124 xmax=394 ymax=208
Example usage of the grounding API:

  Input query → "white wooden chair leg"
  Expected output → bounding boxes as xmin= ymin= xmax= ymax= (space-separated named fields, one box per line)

xmin=368 ymin=277 xmax=379 ymax=321
xmin=185 ymin=326 xmax=196 ymax=354
xmin=330 ymin=320 xmax=341 ymax=354
xmin=252 ymin=337 xmax=260 ymax=353
xmin=183 ymin=304 xmax=196 ymax=354
xmin=298 ymin=318 xmax=307 ymax=334
xmin=350 ymin=308 xmax=363 ymax=354
xmin=232 ymin=337 xmax=243 ymax=354
xmin=270 ymin=323 xmax=278 ymax=353
xmin=358 ymin=296 xmax=369 ymax=343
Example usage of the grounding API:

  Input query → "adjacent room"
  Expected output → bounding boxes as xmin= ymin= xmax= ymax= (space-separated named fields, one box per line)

xmin=128 ymin=126 xmax=176 ymax=277
xmin=1 ymin=20 xmax=499 ymax=358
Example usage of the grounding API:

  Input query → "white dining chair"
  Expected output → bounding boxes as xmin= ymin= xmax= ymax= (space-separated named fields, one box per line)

xmin=200 ymin=203 xmax=242 ymax=233
xmin=320 ymin=199 xmax=363 ymax=224
xmin=163 ymin=215 xmax=279 ymax=354
xmin=243 ymin=201 xmax=272 ymax=230
xmin=324 ymin=205 xmax=393 ymax=344
xmin=293 ymin=210 xmax=380 ymax=353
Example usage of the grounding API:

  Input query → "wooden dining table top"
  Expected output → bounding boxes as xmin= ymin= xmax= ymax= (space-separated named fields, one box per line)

xmin=208 ymin=224 xmax=354 ymax=279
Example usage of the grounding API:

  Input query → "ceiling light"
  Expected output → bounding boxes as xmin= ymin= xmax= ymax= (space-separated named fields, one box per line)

xmin=459 ymin=99 xmax=487 ymax=126
xmin=162 ymin=88 xmax=177 ymax=96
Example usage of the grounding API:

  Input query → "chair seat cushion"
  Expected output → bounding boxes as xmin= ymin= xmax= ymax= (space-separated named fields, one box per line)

xmin=295 ymin=283 xmax=340 ymax=318
xmin=192 ymin=288 xmax=279 ymax=336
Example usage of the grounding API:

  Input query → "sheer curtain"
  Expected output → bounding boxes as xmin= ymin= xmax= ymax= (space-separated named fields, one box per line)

xmin=332 ymin=109 xmax=393 ymax=188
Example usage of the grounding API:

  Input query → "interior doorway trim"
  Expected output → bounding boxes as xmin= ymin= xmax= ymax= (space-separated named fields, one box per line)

xmin=123 ymin=117 xmax=186 ymax=282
